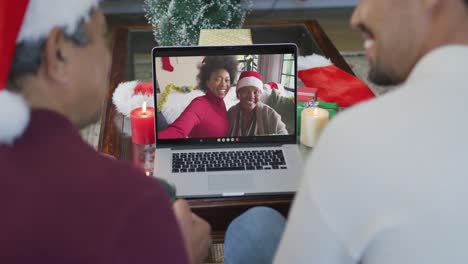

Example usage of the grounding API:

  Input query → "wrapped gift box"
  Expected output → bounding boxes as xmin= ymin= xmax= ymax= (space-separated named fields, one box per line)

xmin=297 ymin=86 xmax=318 ymax=103
xmin=199 ymin=29 xmax=253 ymax=46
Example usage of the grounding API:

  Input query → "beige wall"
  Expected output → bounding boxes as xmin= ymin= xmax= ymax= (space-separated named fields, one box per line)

xmin=155 ymin=56 xmax=204 ymax=91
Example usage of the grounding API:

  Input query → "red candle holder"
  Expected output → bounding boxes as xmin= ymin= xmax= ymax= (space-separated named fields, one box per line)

xmin=130 ymin=103 xmax=155 ymax=145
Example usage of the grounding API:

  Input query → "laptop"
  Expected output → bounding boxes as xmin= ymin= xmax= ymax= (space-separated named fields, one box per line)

xmin=152 ymin=44 xmax=302 ymax=198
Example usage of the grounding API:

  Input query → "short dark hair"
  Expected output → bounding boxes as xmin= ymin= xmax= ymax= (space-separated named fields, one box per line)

xmin=8 ymin=11 xmax=92 ymax=89
xmin=197 ymin=56 xmax=239 ymax=92
xmin=466 ymin=0 xmax=468 ymax=6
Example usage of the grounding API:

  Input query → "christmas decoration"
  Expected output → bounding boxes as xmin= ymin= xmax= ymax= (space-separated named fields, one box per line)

xmin=298 ymin=54 xmax=375 ymax=107
xmin=300 ymin=102 xmax=330 ymax=148
xmin=143 ymin=0 xmax=253 ymax=46
xmin=130 ymin=102 xmax=155 ymax=145
xmin=161 ymin=57 xmax=174 ymax=72
xmin=157 ymin=83 xmax=195 ymax=112
xmin=297 ymin=86 xmax=318 ymax=103
xmin=157 ymin=83 xmax=196 ymax=112
xmin=112 ymin=81 xmax=196 ymax=117
xmin=239 ymin=54 xmax=257 ymax=71
xmin=113 ymin=81 xmax=155 ymax=117
xmin=0 ymin=0 xmax=99 ymax=144
xmin=199 ymin=29 xmax=252 ymax=46
xmin=264 ymin=82 xmax=287 ymax=97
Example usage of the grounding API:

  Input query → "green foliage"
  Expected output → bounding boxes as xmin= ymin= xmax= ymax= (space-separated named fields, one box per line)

xmin=144 ymin=0 xmax=252 ymax=46
xmin=238 ymin=55 xmax=257 ymax=71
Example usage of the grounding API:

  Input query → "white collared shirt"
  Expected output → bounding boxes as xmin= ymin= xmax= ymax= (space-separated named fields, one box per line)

xmin=275 ymin=45 xmax=468 ymax=264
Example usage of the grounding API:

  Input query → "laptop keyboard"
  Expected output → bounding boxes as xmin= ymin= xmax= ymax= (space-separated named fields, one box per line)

xmin=172 ymin=149 xmax=287 ymax=173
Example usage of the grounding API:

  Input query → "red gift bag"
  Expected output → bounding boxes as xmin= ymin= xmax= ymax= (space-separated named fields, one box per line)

xmin=298 ymin=64 xmax=375 ymax=107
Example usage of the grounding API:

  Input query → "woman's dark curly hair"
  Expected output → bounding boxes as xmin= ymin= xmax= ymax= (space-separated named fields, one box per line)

xmin=197 ymin=56 xmax=239 ymax=92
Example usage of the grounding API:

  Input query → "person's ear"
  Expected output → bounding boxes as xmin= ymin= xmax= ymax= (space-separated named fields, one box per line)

xmin=42 ymin=27 xmax=71 ymax=85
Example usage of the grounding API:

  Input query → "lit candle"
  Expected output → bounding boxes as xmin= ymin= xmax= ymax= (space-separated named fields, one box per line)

xmin=300 ymin=107 xmax=329 ymax=147
xmin=130 ymin=102 xmax=155 ymax=145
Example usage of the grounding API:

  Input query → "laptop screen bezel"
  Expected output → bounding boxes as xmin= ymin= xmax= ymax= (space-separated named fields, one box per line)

xmin=152 ymin=44 xmax=298 ymax=148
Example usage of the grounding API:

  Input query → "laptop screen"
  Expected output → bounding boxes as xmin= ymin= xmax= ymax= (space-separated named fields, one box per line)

xmin=152 ymin=44 xmax=297 ymax=147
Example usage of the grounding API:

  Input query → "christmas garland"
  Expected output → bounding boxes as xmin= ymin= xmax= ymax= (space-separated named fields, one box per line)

xmin=157 ymin=83 xmax=196 ymax=112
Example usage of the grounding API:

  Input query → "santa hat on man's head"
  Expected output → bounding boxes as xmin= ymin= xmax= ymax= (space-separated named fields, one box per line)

xmin=0 ymin=0 xmax=100 ymax=145
xmin=236 ymin=71 xmax=263 ymax=94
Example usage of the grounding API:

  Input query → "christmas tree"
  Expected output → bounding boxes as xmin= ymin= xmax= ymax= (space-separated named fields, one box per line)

xmin=144 ymin=0 xmax=252 ymax=46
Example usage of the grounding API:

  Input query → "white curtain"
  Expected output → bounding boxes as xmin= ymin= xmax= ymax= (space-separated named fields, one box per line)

xmin=257 ymin=54 xmax=284 ymax=83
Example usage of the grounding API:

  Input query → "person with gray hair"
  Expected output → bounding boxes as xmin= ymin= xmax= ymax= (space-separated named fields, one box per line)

xmin=224 ymin=0 xmax=468 ymax=263
xmin=0 ymin=1 xmax=210 ymax=263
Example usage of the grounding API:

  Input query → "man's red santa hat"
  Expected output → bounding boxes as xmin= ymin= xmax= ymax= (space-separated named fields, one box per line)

xmin=0 ymin=0 xmax=100 ymax=144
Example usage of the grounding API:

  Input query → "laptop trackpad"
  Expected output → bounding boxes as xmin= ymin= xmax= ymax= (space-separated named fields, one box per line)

xmin=208 ymin=173 xmax=253 ymax=192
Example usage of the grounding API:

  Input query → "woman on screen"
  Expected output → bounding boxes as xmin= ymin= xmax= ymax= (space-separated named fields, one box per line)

xmin=158 ymin=56 xmax=238 ymax=139
xmin=228 ymin=71 xmax=288 ymax=137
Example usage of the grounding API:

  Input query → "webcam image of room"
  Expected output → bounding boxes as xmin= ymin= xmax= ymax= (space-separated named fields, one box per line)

xmin=155 ymin=54 xmax=296 ymax=139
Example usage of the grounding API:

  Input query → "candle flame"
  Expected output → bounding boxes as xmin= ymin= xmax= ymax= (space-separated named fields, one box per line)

xmin=142 ymin=101 xmax=147 ymax=113
xmin=145 ymin=171 xmax=151 ymax=177
xmin=313 ymin=107 xmax=319 ymax=116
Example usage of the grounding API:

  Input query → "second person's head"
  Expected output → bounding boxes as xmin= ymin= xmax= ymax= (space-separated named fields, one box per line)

xmin=197 ymin=56 xmax=238 ymax=99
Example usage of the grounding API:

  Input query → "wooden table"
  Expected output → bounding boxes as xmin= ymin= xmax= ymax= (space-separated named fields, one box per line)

xmin=98 ymin=20 xmax=353 ymax=242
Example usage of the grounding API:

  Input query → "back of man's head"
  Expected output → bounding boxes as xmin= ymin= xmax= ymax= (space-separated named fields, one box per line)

xmin=351 ymin=0 xmax=468 ymax=86
xmin=0 ymin=0 xmax=109 ymax=144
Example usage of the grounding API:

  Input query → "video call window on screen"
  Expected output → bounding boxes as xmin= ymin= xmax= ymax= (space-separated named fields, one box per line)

xmin=155 ymin=54 xmax=296 ymax=140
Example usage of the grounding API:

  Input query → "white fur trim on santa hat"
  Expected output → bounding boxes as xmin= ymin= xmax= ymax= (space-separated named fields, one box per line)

xmin=236 ymin=76 xmax=263 ymax=93
xmin=112 ymin=81 xmax=154 ymax=117
xmin=298 ymin=54 xmax=333 ymax=70
xmin=17 ymin=0 xmax=100 ymax=43
xmin=0 ymin=90 xmax=30 ymax=145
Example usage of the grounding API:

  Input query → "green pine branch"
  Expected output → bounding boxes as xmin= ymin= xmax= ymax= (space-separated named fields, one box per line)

xmin=143 ymin=0 xmax=252 ymax=46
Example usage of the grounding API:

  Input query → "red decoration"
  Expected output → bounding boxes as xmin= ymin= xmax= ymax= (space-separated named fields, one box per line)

xmin=161 ymin=57 xmax=174 ymax=72
xmin=133 ymin=82 xmax=154 ymax=96
xmin=0 ymin=0 xmax=29 ymax=88
xmin=268 ymin=82 xmax=281 ymax=90
xmin=298 ymin=65 xmax=375 ymax=107
xmin=297 ymin=86 xmax=318 ymax=103
xmin=130 ymin=103 xmax=155 ymax=144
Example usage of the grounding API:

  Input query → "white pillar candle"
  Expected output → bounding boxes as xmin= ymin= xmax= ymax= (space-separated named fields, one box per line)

xmin=300 ymin=107 xmax=330 ymax=147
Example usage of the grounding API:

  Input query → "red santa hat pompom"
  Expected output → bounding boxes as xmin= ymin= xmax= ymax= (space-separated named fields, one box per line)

xmin=0 ymin=0 xmax=100 ymax=145
xmin=236 ymin=71 xmax=263 ymax=94
xmin=113 ymin=81 xmax=155 ymax=117
xmin=263 ymin=81 xmax=287 ymax=96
